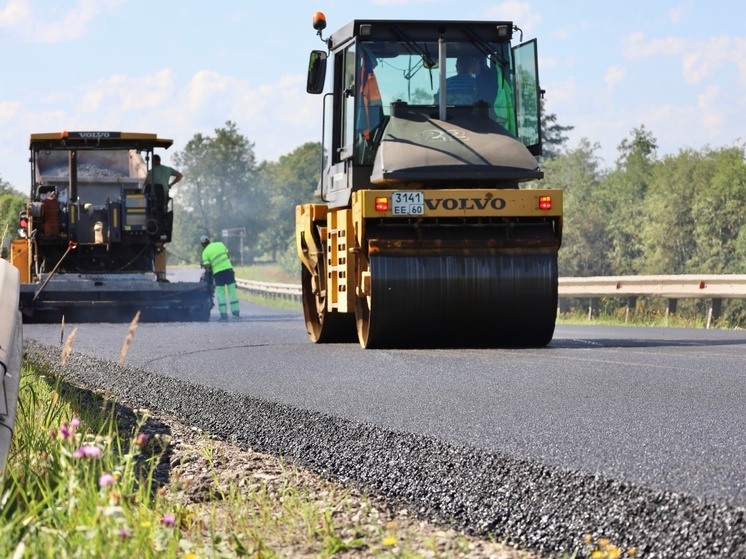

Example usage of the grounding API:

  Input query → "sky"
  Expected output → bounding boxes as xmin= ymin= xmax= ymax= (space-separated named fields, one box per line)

xmin=1 ymin=0 xmax=744 ymax=192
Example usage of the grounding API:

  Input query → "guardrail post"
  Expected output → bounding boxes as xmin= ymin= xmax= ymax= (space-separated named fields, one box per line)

xmin=625 ymin=296 xmax=637 ymax=324
xmin=706 ymin=298 xmax=722 ymax=329
xmin=587 ymin=298 xmax=599 ymax=320
xmin=557 ymin=298 xmax=569 ymax=316
xmin=665 ymin=299 xmax=677 ymax=326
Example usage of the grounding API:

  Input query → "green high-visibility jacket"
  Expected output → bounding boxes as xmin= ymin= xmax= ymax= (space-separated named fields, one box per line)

xmin=201 ymin=241 xmax=233 ymax=274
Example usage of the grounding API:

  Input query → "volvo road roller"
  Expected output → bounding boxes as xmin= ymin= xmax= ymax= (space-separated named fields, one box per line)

xmin=296 ymin=13 xmax=562 ymax=348
xmin=8 ymin=131 xmax=213 ymax=323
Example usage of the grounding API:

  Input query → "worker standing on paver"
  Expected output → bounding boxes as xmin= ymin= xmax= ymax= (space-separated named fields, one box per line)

xmin=200 ymin=235 xmax=240 ymax=321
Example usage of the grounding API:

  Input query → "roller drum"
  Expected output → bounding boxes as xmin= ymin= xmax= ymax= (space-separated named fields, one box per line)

xmin=362 ymin=251 xmax=557 ymax=348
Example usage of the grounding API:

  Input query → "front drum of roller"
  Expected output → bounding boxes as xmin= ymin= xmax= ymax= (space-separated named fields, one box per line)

xmin=357 ymin=251 xmax=557 ymax=349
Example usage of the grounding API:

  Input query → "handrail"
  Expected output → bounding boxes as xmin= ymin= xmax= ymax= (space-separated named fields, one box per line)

xmin=0 ymin=259 xmax=22 ymax=474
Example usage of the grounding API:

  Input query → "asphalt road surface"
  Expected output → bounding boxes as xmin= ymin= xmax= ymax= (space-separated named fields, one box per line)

xmin=22 ymin=298 xmax=746 ymax=557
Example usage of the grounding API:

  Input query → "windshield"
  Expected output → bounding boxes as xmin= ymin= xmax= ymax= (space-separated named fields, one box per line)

xmin=353 ymin=39 xmax=516 ymax=164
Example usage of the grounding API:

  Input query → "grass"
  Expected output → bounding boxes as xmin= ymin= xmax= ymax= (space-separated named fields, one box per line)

xmin=0 ymin=365 xmax=182 ymax=558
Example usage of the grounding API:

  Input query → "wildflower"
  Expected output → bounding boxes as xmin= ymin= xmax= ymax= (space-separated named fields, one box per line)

xmin=73 ymin=445 xmax=102 ymax=459
xmin=60 ymin=422 xmax=71 ymax=440
xmin=161 ymin=514 xmax=176 ymax=527
xmin=136 ymin=433 xmax=148 ymax=448
xmin=99 ymin=473 xmax=116 ymax=487
xmin=118 ymin=529 xmax=132 ymax=539
xmin=382 ymin=536 xmax=397 ymax=546
xmin=70 ymin=417 xmax=81 ymax=430
xmin=49 ymin=428 xmax=57 ymax=439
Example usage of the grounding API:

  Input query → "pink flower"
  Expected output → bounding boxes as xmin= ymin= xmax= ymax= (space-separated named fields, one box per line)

xmin=135 ymin=433 xmax=148 ymax=448
xmin=49 ymin=428 xmax=57 ymax=439
xmin=99 ymin=473 xmax=116 ymax=487
xmin=73 ymin=445 xmax=102 ymax=459
xmin=60 ymin=422 xmax=70 ymax=439
xmin=160 ymin=514 xmax=176 ymax=527
xmin=118 ymin=529 xmax=132 ymax=538
xmin=70 ymin=417 xmax=81 ymax=429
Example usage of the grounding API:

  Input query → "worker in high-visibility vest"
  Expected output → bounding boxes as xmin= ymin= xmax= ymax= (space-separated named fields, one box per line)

xmin=200 ymin=235 xmax=240 ymax=321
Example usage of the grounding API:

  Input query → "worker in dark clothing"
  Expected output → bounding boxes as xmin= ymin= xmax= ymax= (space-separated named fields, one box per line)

xmin=200 ymin=235 xmax=240 ymax=320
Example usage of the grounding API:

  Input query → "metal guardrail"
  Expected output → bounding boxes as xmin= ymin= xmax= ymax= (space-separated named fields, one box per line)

xmin=558 ymin=275 xmax=746 ymax=298
xmin=235 ymin=278 xmax=303 ymax=300
xmin=0 ymin=259 xmax=22 ymax=475
xmin=558 ymin=274 xmax=746 ymax=327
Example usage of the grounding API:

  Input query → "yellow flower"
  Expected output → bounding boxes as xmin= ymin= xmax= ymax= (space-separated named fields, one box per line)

xmin=590 ymin=551 xmax=603 ymax=559
xmin=382 ymin=536 xmax=397 ymax=546
xmin=628 ymin=547 xmax=637 ymax=556
xmin=140 ymin=521 xmax=152 ymax=528
xmin=598 ymin=538 xmax=611 ymax=548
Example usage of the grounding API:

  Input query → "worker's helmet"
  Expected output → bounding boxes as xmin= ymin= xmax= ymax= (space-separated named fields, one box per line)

xmin=199 ymin=235 xmax=210 ymax=244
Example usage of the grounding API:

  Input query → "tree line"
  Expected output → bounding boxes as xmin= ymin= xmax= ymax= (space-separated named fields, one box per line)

xmin=2 ymin=118 xmax=745 ymax=324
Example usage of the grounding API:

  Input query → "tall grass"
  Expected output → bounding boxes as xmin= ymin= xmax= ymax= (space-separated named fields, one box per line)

xmin=0 ymin=365 xmax=181 ymax=558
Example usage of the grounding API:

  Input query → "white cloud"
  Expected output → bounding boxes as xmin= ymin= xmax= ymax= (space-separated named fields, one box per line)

xmin=0 ymin=101 xmax=21 ymax=122
xmin=77 ymin=69 xmax=176 ymax=114
xmin=668 ymin=5 xmax=686 ymax=24
xmin=683 ymin=35 xmax=729 ymax=84
xmin=543 ymin=77 xmax=578 ymax=106
xmin=697 ymin=85 xmax=724 ymax=132
xmin=0 ymin=0 xmax=124 ymax=42
xmin=621 ymin=32 xmax=687 ymax=58
xmin=605 ymin=65 xmax=625 ymax=90
xmin=483 ymin=1 xmax=541 ymax=35
xmin=0 ymin=0 xmax=30 ymax=28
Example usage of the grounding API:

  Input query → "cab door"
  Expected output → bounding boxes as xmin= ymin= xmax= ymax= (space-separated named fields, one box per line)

xmin=512 ymin=39 xmax=542 ymax=156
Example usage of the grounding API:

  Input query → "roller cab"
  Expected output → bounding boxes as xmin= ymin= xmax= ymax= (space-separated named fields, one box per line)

xmin=297 ymin=16 xmax=562 ymax=348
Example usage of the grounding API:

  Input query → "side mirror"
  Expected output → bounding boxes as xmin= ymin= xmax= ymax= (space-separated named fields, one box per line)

xmin=307 ymin=50 xmax=327 ymax=95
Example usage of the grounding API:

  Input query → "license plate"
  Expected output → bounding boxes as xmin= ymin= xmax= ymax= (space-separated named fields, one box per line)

xmin=391 ymin=191 xmax=424 ymax=215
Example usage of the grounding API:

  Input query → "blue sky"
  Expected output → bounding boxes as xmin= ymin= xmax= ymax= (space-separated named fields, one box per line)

xmin=1 ymin=0 xmax=744 ymax=191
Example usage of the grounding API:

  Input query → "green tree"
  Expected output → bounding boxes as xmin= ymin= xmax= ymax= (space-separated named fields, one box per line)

xmin=540 ymin=100 xmax=574 ymax=160
xmin=637 ymin=149 xmax=710 ymax=274
xmin=256 ymin=142 xmax=321 ymax=266
xmin=689 ymin=144 xmax=746 ymax=273
xmin=169 ymin=121 xmax=265 ymax=263
xmin=602 ymin=125 xmax=658 ymax=274
xmin=0 ymin=176 xmax=27 ymax=258
xmin=541 ymin=138 xmax=610 ymax=277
